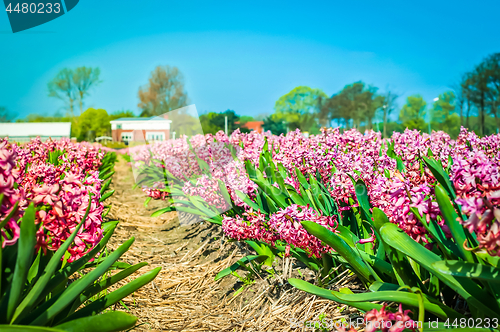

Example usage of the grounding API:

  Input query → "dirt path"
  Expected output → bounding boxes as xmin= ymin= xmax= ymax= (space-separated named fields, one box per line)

xmin=105 ymin=158 xmax=360 ymax=331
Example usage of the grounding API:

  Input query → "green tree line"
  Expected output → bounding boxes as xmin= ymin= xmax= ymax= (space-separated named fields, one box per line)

xmin=2 ymin=53 xmax=498 ymax=140
xmin=263 ymin=52 xmax=500 ymax=138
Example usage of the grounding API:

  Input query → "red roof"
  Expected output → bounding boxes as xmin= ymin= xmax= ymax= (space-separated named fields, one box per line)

xmin=241 ymin=121 xmax=264 ymax=133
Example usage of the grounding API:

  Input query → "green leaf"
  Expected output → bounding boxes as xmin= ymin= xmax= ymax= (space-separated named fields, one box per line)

xmin=432 ymin=260 xmax=500 ymax=283
xmin=386 ymin=141 xmax=396 ymax=159
xmin=287 ymin=278 xmax=381 ymax=312
xmin=435 ymin=184 xmax=474 ymax=263
xmin=355 ymin=180 xmax=372 ymax=220
xmin=66 ymin=263 xmax=148 ymax=317
xmin=295 ymin=167 xmax=310 ymax=190
xmin=254 ymin=169 xmax=288 ymax=209
xmin=244 ymin=160 xmax=257 ymax=180
xmin=187 ymin=196 xmax=218 ymax=218
xmin=234 ymin=190 xmax=260 ymax=211
xmin=214 ymin=255 xmax=268 ymax=281
xmin=373 ymin=214 xmax=425 ymax=289
xmin=151 ymin=206 xmax=176 ymax=217
xmin=410 ymin=207 xmax=458 ymax=260
xmin=100 ymin=171 xmax=115 ymax=182
xmin=30 ymin=237 xmax=137 ymax=325
xmin=396 ymin=156 xmax=405 ymax=172
xmin=27 ymin=250 xmax=41 ymax=284
xmin=262 ymin=191 xmax=278 ymax=213
xmin=369 ymin=281 xmax=400 ymax=292
xmin=0 ymin=326 xmax=64 ymax=332
xmin=6 ymin=203 xmax=36 ymax=322
xmin=288 ymin=190 xmax=306 ymax=206
xmin=301 ymin=221 xmax=374 ymax=283
xmin=423 ymin=156 xmax=456 ymax=199
xmin=99 ymin=190 xmax=115 ymax=203
xmin=55 ymin=311 xmax=137 ymax=332
xmin=380 ymin=223 xmax=500 ymax=319
xmin=102 ymin=221 xmax=119 ymax=234
xmin=333 ymin=291 xmax=463 ymax=320
xmin=357 ymin=251 xmax=395 ymax=279
xmin=12 ymin=206 xmax=86 ymax=324
xmin=175 ymin=206 xmax=221 ymax=225
xmin=245 ymin=241 xmax=274 ymax=267
xmin=32 ymin=221 xmax=119 ymax=309
xmin=64 ymin=267 xmax=161 ymax=321
xmin=99 ymin=179 xmax=112 ymax=195
xmin=217 ymin=179 xmax=233 ymax=206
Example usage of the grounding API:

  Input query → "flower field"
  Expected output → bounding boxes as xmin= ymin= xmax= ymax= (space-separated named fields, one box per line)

xmin=2 ymin=126 xmax=500 ymax=331
xmin=132 ymin=127 xmax=500 ymax=331
xmin=0 ymin=138 xmax=160 ymax=331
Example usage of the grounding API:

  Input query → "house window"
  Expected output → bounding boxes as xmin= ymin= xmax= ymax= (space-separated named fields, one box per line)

xmin=121 ymin=133 xmax=133 ymax=141
xmin=146 ymin=132 xmax=165 ymax=141
xmin=117 ymin=124 xmax=122 ymax=129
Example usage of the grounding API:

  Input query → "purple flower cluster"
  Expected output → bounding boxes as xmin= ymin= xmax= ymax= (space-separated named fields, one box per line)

xmin=223 ymin=204 xmax=338 ymax=258
xmin=135 ymin=126 xmax=500 ymax=256
xmin=451 ymin=149 xmax=500 ymax=255
xmin=0 ymin=138 xmax=107 ymax=261
xmin=0 ymin=140 xmax=24 ymax=247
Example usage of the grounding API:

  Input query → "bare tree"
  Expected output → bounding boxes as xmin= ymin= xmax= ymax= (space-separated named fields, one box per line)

xmin=138 ymin=66 xmax=189 ymax=116
xmin=73 ymin=67 xmax=101 ymax=115
xmin=48 ymin=68 xmax=77 ymax=116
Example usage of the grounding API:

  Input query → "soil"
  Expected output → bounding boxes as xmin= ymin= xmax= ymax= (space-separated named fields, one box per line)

xmin=105 ymin=157 xmax=362 ymax=331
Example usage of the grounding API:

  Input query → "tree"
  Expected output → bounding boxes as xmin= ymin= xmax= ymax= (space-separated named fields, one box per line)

xmin=451 ymin=77 xmax=467 ymax=127
xmin=262 ymin=115 xmax=287 ymax=135
xmin=461 ymin=53 xmax=500 ymax=135
xmin=48 ymin=68 xmax=77 ymax=116
xmin=380 ymin=91 xmax=398 ymax=138
xmin=254 ymin=113 xmax=269 ymax=121
xmin=466 ymin=66 xmax=488 ymax=136
xmin=199 ymin=110 xmax=241 ymax=135
xmin=431 ymin=91 xmax=460 ymax=137
xmin=138 ymin=66 xmax=189 ymax=117
xmin=431 ymin=91 xmax=456 ymax=122
xmin=75 ymin=108 xmax=110 ymax=141
xmin=483 ymin=53 xmax=500 ymax=130
xmin=239 ymin=115 xmax=254 ymax=125
xmin=200 ymin=112 xmax=222 ymax=135
xmin=48 ymin=67 xmax=101 ymax=116
xmin=399 ymin=95 xmax=427 ymax=131
xmin=273 ymin=86 xmax=327 ymax=131
xmin=0 ymin=106 xmax=14 ymax=122
xmin=73 ymin=67 xmax=101 ymax=115
xmin=110 ymin=110 xmax=136 ymax=121
xmin=320 ymin=82 xmax=384 ymax=130
xmin=168 ymin=106 xmax=202 ymax=137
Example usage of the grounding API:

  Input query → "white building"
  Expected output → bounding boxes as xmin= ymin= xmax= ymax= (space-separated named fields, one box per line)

xmin=110 ymin=117 xmax=172 ymax=143
xmin=0 ymin=122 xmax=72 ymax=142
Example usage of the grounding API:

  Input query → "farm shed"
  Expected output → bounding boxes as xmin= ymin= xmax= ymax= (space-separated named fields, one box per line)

xmin=0 ymin=122 xmax=72 ymax=142
xmin=110 ymin=117 xmax=172 ymax=143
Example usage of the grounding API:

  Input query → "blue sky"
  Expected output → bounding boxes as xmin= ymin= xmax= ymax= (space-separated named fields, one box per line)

xmin=1 ymin=0 xmax=499 ymax=120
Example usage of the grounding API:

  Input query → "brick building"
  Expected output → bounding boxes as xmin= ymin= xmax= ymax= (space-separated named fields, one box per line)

xmin=110 ymin=117 xmax=171 ymax=143
xmin=239 ymin=121 xmax=264 ymax=133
